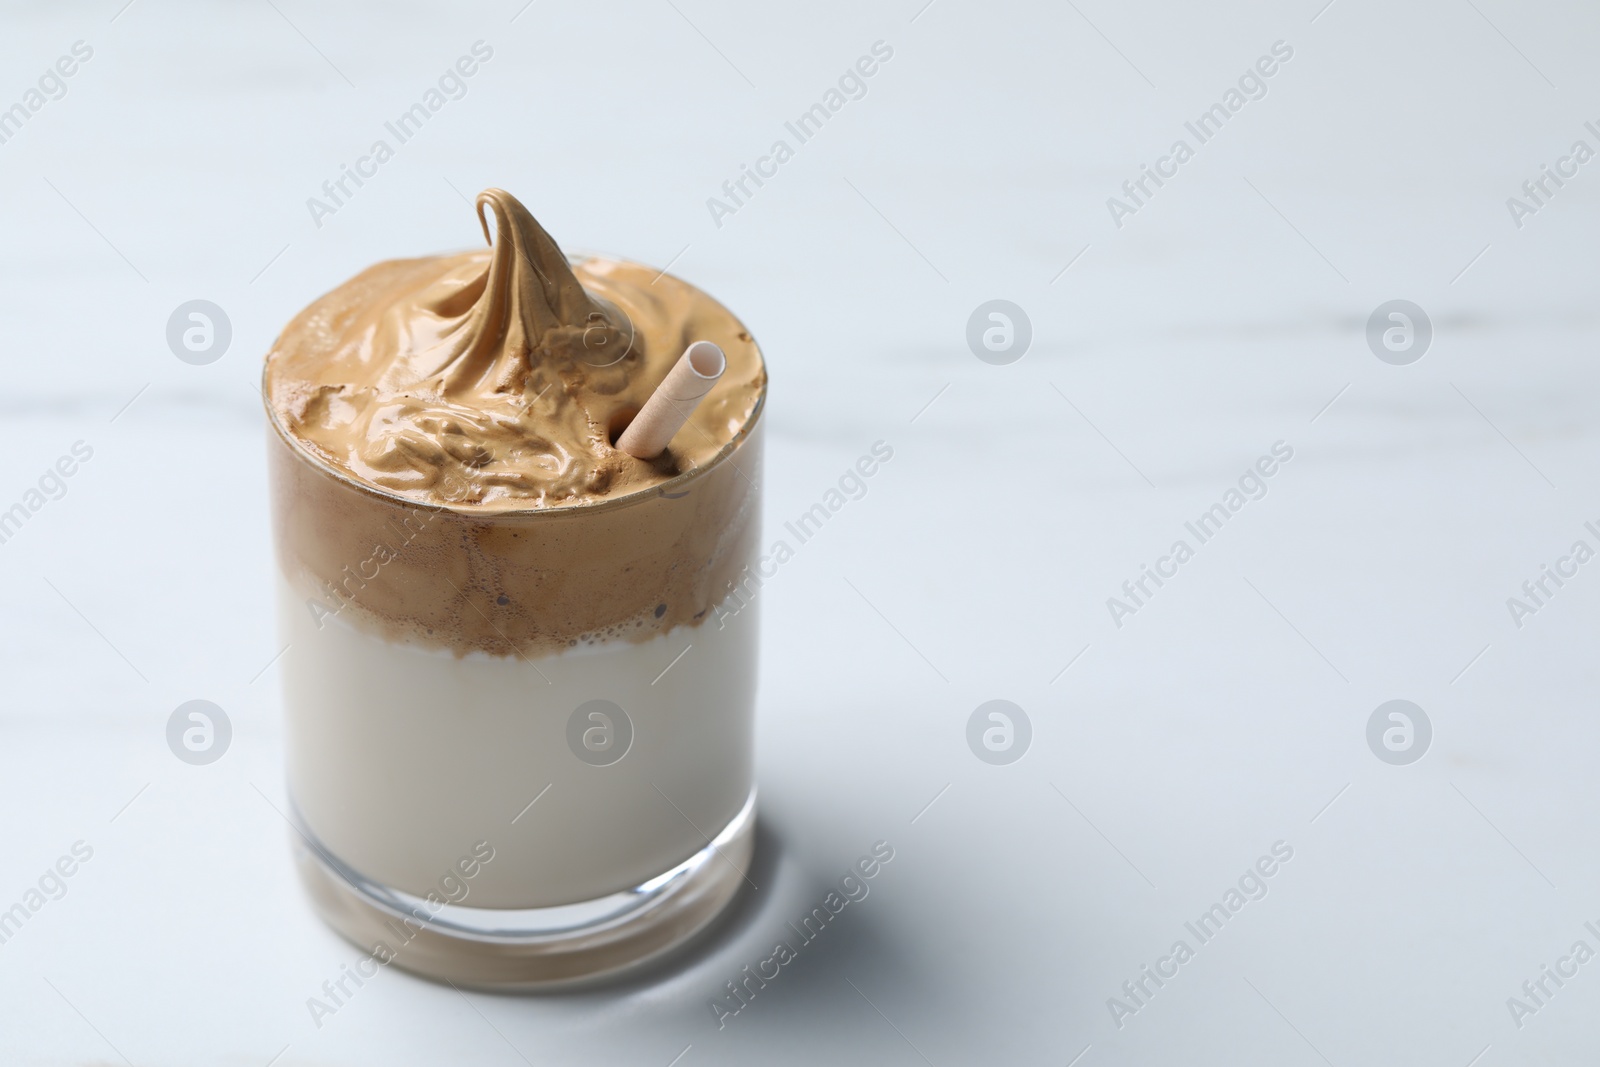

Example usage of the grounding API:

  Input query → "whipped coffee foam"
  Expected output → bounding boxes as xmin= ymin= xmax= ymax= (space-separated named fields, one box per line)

xmin=265 ymin=188 xmax=764 ymax=510
xmin=267 ymin=427 xmax=762 ymax=656
xmin=264 ymin=189 xmax=767 ymax=657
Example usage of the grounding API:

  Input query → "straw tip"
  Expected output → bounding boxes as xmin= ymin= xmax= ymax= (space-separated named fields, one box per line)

xmin=686 ymin=341 xmax=726 ymax=379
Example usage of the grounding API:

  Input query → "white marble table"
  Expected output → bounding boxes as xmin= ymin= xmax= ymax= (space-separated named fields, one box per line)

xmin=3 ymin=0 xmax=1599 ymax=1063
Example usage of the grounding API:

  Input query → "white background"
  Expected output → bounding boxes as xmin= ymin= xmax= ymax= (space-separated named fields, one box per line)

xmin=2 ymin=0 xmax=1599 ymax=1063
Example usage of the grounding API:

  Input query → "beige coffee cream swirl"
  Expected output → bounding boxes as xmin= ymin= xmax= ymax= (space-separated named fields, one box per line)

xmin=264 ymin=188 xmax=766 ymax=656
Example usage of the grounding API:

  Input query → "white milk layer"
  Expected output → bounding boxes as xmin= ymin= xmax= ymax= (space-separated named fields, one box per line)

xmin=277 ymin=577 xmax=757 ymax=909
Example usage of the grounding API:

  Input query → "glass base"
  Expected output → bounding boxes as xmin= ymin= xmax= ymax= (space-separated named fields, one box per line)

xmin=292 ymin=791 xmax=756 ymax=990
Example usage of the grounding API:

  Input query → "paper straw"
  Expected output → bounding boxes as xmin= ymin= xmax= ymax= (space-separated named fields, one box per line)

xmin=616 ymin=341 xmax=726 ymax=459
